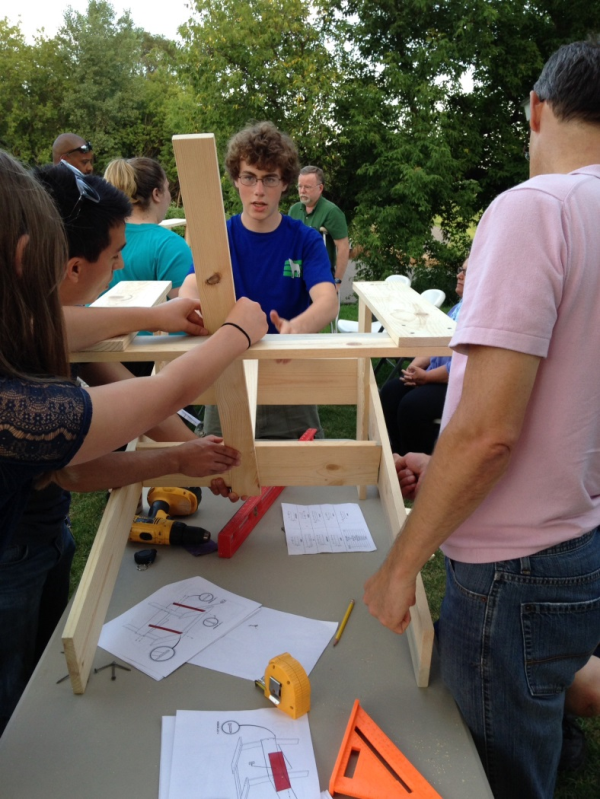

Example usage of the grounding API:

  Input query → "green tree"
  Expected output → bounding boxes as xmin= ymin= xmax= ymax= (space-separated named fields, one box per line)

xmin=324 ymin=0 xmax=600 ymax=283
xmin=176 ymin=0 xmax=340 ymax=212
xmin=0 ymin=20 xmax=67 ymax=163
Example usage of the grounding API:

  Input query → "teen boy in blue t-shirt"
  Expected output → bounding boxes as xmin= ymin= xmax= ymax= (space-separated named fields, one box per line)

xmin=181 ymin=121 xmax=337 ymax=439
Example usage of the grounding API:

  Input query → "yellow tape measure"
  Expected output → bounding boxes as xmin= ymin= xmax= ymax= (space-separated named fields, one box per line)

xmin=255 ymin=653 xmax=311 ymax=720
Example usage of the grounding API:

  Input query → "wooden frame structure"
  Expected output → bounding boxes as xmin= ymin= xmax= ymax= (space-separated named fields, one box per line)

xmin=63 ymin=134 xmax=455 ymax=694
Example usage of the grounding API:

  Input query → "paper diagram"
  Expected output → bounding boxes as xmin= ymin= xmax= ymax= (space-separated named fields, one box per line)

xmin=282 ymin=503 xmax=376 ymax=555
xmin=99 ymin=576 xmax=261 ymax=680
xmin=125 ymin=590 xmax=228 ymax=663
xmin=226 ymin=720 xmax=308 ymax=798
xmin=190 ymin=606 xmax=337 ymax=681
xmin=162 ymin=708 xmax=320 ymax=799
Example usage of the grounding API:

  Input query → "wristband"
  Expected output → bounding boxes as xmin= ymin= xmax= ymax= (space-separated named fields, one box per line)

xmin=221 ymin=321 xmax=252 ymax=349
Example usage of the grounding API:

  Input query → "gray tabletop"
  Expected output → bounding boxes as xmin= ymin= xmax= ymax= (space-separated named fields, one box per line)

xmin=0 ymin=485 xmax=491 ymax=798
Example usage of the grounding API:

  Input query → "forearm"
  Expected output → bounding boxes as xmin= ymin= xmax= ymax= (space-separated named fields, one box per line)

xmin=383 ymin=348 xmax=541 ymax=579
xmin=334 ymin=239 xmax=350 ymax=281
xmin=384 ymin=417 xmax=513 ymax=580
xmin=64 ymin=305 xmax=178 ymax=350
xmin=145 ymin=414 xmax=198 ymax=442
xmin=289 ymin=292 xmax=338 ymax=333
xmin=54 ymin=447 xmax=181 ymax=492
xmin=421 ymin=365 xmax=449 ymax=384
xmin=179 ymin=273 xmax=199 ymax=300
xmin=70 ymin=325 xmax=249 ymax=465
xmin=80 ymin=361 xmax=197 ymax=443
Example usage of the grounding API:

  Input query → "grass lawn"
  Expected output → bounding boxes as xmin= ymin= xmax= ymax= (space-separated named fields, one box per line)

xmin=69 ymin=300 xmax=599 ymax=797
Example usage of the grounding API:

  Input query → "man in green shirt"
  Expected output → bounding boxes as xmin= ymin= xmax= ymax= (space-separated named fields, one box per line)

xmin=288 ymin=166 xmax=349 ymax=285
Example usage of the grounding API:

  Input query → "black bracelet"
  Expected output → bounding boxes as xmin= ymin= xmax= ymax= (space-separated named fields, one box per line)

xmin=221 ymin=321 xmax=252 ymax=349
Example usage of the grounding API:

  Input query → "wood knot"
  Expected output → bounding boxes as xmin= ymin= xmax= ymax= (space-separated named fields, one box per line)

xmin=206 ymin=273 xmax=221 ymax=285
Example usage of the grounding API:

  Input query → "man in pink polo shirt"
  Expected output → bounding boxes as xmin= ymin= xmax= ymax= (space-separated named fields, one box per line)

xmin=364 ymin=40 xmax=600 ymax=799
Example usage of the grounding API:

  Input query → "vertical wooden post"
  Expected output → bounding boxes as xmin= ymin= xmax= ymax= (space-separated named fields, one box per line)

xmin=172 ymin=135 xmax=260 ymax=496
xmin=356 ymin=297 xmax=372 ymax=500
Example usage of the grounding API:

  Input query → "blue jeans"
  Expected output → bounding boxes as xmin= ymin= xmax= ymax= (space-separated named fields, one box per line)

xmin=439 ymin=528 xmax=600 ymax=799
xmin=0 ymin=523 xmax=75 ymax=735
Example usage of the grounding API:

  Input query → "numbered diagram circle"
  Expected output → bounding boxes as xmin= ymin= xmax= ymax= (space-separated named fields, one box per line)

xmin=150 ymin=645 xmax=176 ymax=662
xmin=222 ymin=721 xmax=240 ymax=735
xmin=203 ymin=616 xmax=220 ymax=628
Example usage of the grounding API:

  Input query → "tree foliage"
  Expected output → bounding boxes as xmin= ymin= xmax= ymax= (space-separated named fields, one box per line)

xmin=1 ymin=0 xmax=598 ymax=277
xmin=324 ymin=0 xmax=600 ymax=280
xmin=177 ymin=0 xmax=339 ymax=212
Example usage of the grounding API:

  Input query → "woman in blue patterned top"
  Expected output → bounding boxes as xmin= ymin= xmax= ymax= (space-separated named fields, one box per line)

xmin=0 ymin=150 xmax=268 ymax=556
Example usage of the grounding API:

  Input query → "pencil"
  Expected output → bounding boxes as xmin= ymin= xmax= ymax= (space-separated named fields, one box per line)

xmin=333 ymin=599 xmax=355 ymax=647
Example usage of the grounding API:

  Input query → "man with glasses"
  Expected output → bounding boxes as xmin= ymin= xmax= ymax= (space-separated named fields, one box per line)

xmin=51 ymin=132 xmax=94 ymax=174
xmin=181 ymin=121 xmax=337 ymax=440
xmin=364 ymin=39 xmax=600 ymax=799
xmin=289 ymin=165 xmax=350 ymax=286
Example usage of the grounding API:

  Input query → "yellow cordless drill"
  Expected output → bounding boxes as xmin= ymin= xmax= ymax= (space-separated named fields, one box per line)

xmin=129 ymin=487 xmax=211 ymax=546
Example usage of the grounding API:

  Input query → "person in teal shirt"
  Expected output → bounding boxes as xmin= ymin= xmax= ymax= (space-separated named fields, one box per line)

xmin=104 ymin=157 xmax=192 ymax=298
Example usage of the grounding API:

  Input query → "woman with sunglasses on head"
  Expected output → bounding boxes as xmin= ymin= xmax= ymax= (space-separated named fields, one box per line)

xmin=104 ymin=157 xmax=192 ymax=299
xmin=0 ymin=150 xmax=267 ymax=560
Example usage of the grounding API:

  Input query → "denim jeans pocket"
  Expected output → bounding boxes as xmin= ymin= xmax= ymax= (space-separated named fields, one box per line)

xmin=522 ymin=596 xmax=600 ymax=696
xmin=447 ymin=558 xmax=490 ymax=602
xmin=0 ymin=544 xmax=30 ymax=567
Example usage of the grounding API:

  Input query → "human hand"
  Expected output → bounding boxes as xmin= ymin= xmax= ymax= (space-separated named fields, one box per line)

xmin=175 ymin=436 xmax=241 ymax=476
xmin=269 ymin=310 xmax=296 ymax=363
xmin=269 ymin=309 xmax=298 ymax=335
xmin=394 ymin=452 xmax=430 ymax=500
xmin=401 ymin=365 xmax=428 ymax=386
xmin=225 ymin=298 xmax=268 ymax=346
xmin=153 ymin=298 xmax=209 ymax=337
xmin=208 ymin=477 xmax=247 ymax=503
xmin=363 ymin=559 xmax=416 ymax=634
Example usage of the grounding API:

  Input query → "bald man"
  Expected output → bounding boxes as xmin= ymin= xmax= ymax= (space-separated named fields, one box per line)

xmin=51 ymin=132 xmax=94 ymax=174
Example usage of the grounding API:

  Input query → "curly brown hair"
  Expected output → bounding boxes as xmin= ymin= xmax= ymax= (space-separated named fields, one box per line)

xmin=225 ymin=122 xmax=300 ymax=188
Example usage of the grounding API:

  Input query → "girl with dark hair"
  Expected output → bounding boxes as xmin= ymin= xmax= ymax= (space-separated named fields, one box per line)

xmin=0 ymin=150 xmax=267 ymax=559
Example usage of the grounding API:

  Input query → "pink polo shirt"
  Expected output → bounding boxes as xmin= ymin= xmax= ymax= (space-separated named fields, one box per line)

xmin=441 ymin=166 xmax=600 ymax=563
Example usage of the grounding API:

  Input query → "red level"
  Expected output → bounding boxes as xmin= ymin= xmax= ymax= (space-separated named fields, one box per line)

xmin=217 ymin=428 xmax=317 ymax=558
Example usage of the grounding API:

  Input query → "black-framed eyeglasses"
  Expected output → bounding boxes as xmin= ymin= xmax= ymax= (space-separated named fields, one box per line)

xmin=59 ymin=159 xmax=100 ymax=219
xmin=63 ymin=141 xmax=93 ymax=156
xmin=238 ymin=173 xmax=282 ymax=188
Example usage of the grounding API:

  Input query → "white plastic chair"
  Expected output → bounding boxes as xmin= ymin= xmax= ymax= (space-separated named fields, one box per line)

xmin=385 ymin=274 xmax=411 ymax=287
xmin=336 ymin=319 xmax=382 ymax=334
xmin=420 ymin=288 xmax=446 ymax=308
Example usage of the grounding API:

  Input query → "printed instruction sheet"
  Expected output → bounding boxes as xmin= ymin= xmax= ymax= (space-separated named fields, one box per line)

xmin=99 ymin=576 xmax=260 ymax=680
xmin=282 ymin=503 xmax=376 ymax=555
xmin=190 ymin=606 xmax=337 ymax=680
xmin=160 ymin=708 xmax=320 ymax=799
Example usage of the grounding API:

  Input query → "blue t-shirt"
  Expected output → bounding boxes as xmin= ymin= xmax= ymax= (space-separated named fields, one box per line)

xmin=0 ymin=378 xmax=92 ymax=553
xmin=429 ymin=300 xmax=463 ymax=373
xmin=109 ymin=222 xmax=193 ymax=291
xmin=189 ymin=214 xmax=334 ymax=334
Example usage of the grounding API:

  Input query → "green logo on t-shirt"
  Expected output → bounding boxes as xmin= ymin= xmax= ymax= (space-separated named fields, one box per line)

xmin=283 ymin=258 xmax=303 ymax=279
